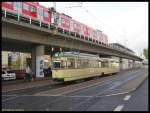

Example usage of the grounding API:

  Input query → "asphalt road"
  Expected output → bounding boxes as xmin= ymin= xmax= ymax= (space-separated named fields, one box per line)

xmin=2 ymin=68 xmax=148 ymax=111
xmin=64 ymin=68 xmax=146 ymax=97
xmin=122 ymin=78 xmax=148 ymax=111
xmin=85 ymin=78 xmax=148 ymax=111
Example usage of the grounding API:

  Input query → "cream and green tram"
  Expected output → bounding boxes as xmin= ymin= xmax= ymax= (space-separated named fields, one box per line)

xmin=52 ymin=52 xmax=119 ymax=82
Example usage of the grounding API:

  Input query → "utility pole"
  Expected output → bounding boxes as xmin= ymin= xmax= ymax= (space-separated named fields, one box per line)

xmin=53 ymin=2 xmax=56 ymax=11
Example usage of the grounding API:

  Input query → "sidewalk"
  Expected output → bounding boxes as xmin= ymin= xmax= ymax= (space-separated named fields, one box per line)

xmin=2 ymin=77 xmax=51 ymax=85
xmin=2 ymin=77 xmax=57 ymax=92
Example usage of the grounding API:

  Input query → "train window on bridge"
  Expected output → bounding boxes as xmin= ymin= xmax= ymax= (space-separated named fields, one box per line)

xmin=23 ymin=3 xmax=29 ymax=11
xmin=13 ymin=2 xmax=17 ymax=7
xmin=83 ymin=26 xmax=88 ymax=33
xmin=66 ymin=21 xmax=70 ymax=26
xmin=61 ymin=19 xmax=66 ymax=24
xmin=30 ymin=6 xmax=36 ymax=13
xmin=61 ymin=18 xmax=70 ymax=27
xmin=74 ymin=23 xmax=80 ymax=30
xmin=6 ymin=2 xmax=12 ymax=4
xmin=37 ymin=8 xmax=43 ymax=16
xmin=13 ymin=2 xmax=21 ymax=8
xmin=44 ymin=12 xmax=49 ymax=18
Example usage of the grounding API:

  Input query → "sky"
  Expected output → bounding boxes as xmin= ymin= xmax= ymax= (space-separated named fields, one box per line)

xmin=39 ymin=2 xmax=148 ymax=57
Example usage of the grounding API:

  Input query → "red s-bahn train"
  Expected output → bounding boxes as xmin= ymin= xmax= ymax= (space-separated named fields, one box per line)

xmin=2 ymin=2 xmax=108 ymax=44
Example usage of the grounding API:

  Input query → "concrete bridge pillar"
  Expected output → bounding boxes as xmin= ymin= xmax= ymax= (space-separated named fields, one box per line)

xmin=133 ymin=60 xmax=135 ymax=68
xmin=129 ymin=59 xmax=134 ymax=69
xmin=31 ymin=47 xmax=36 ymax=78
xmin=31 ymin=45 xmax=44 ymax=78
xmin=119 ymin=57 xmax=123 ymax=71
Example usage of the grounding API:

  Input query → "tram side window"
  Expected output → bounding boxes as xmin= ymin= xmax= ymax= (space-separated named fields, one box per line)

xmin=88 ymin=60 xmax=92 ymax=68
xmin=101 ymin=61 xmax=109 ymax=68
xmin=61 ymin=60 xmax=67 ymax=68
xmin=76 ymin=59 xmax=81 ymax=68
xmin=98 ymin=62 xmax=101 ymax=68
xmin=80 ymin=59 xmax=89 ymax=68
xmin=89 ymin=60 xmax=99 ymax=68
xmin=67 ymin=58 xmax=75 ymax=69
xmin=94 ymin=60 xmax=99 ymax=68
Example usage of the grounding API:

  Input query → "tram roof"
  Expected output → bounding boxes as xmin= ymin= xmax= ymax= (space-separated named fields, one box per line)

xmin=54 ymin=52 xmax=100 ymax=59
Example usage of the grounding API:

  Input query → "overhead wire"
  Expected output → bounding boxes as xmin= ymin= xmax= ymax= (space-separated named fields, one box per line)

xmin=80 ymin=5 xmax=126 ymax=44
xmin=59 ymin=2 xmax=130 ymax=53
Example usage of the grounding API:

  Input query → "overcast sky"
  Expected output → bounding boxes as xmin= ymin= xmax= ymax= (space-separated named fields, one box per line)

xmin=39 ymin=2 xmax=148 ymax=57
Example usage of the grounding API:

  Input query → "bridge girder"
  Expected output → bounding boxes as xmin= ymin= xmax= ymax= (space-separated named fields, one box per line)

xmin=2 ymin=18 xmax=142 ymax=61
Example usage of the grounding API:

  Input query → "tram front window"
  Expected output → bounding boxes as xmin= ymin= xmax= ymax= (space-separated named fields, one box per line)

xmin=53 ymin=61 xmax=61 ymax=68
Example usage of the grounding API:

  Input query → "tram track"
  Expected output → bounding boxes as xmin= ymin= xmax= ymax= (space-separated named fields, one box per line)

xmin=62 ymin=68 xmax=146 ymax=96
xmin=2 ymin=68 xmax=144 ymax=97
xmin=34 ymin=68 xmax=144 ymax=96
xmin=60 ymin=69 xmax=147 ymax=111
xmin=2 ymin=72 xmax=116 ymax=95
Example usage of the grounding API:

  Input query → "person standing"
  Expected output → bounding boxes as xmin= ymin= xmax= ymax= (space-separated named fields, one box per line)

xmin=25 ymin=64 xmax=32 ymax=81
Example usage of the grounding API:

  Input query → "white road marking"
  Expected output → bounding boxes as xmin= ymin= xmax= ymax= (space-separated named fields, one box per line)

xmin=114 ymin=105 xmax=124 ymax=111
xmin=104 ymin=88 xmax=135 ymax=97
xmin=104 ymin=91 xmax=130 ymax=97
xmin=124 ymin=95 xmax=131 ymax=101
xmin=66 ymin=95 xmax=93 ymax=98
xmin=2 ymin=96 xmax=19 ymax=102
xmin=2 ymin=95 xmax=17 ymax=96
xmin=2 ymin=109 xmax=24 ymax=111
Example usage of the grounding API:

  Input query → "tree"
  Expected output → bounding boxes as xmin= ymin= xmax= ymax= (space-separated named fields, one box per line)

xmin=143 ymin=48 xmax=148 ymax=59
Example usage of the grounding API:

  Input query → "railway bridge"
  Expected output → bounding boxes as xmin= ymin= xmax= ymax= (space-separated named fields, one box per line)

xmin=2 ymin=13 xmax=142 ymax=78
